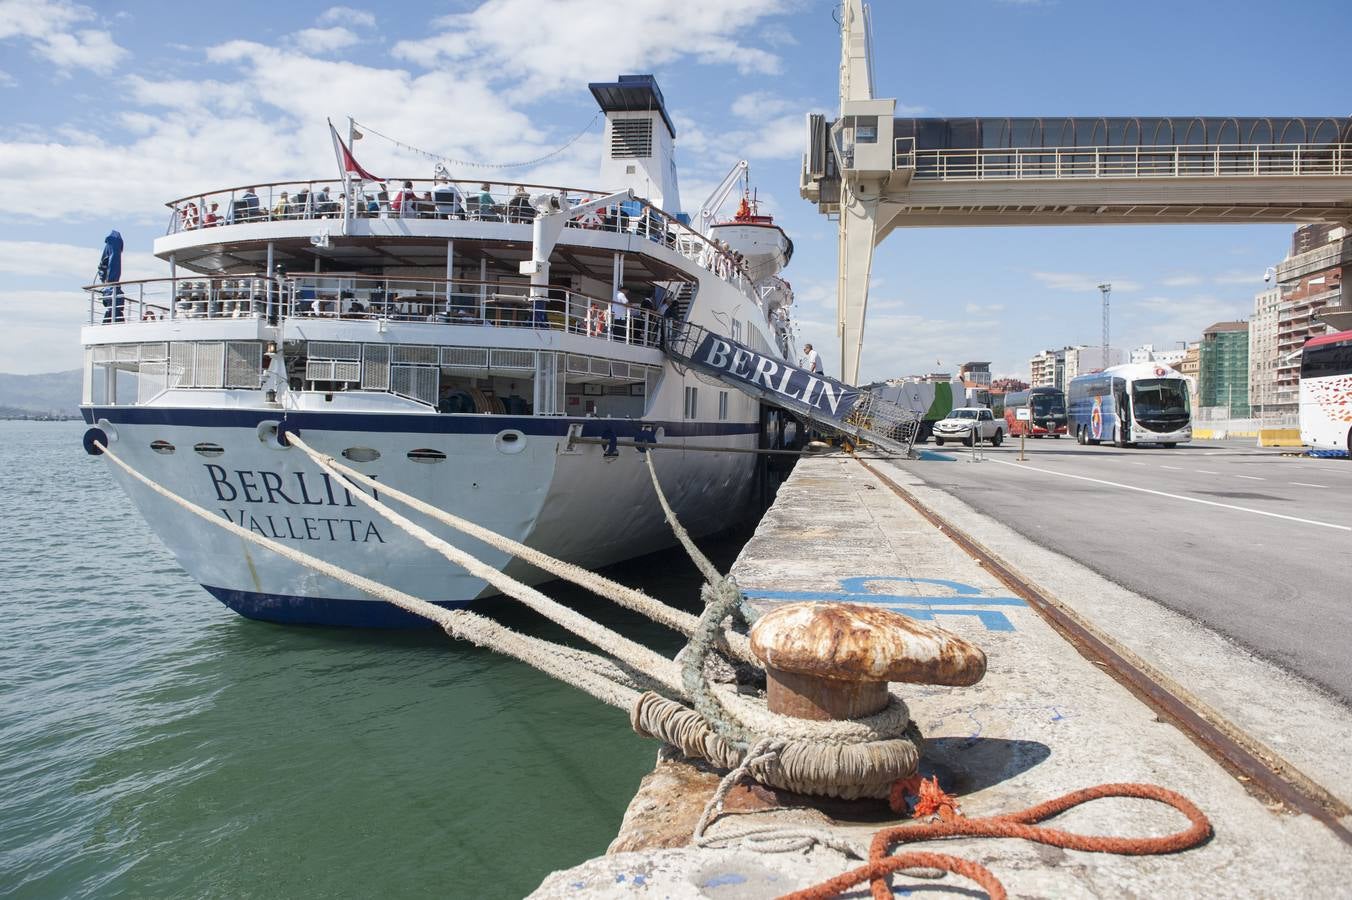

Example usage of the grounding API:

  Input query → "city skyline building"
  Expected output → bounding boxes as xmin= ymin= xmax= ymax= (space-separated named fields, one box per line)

xmin=1248 ymin=288 xmax=1282 ymax=415
xmin=1028 ymin=348 xmax=1064 ymax=390
xmin=1063 ymin=345 xmax=1125 ymax=385
xmin=1272 ymin=225 xmax=1349 ymax=409
xmin=1198 ymin=321 xmax=1251 ymax=417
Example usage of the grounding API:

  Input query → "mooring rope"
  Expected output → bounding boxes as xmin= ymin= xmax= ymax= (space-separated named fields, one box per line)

xmin=288 ymin=435 xmax=915 ymax=751
xmin=288 ymin=436 xmax=753 ymax=664
xmin=287 ymin=435 xmax=699 ymax=703
xmin=96 ymin=441 xmax=643 ymax=710
xmin=97 ymin=439 xmax=921 ymax=797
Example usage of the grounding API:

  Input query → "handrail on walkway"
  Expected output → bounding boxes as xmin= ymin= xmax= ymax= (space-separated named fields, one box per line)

xmin=895 ymin=142 xmax=1352 ymax=181
xmin=80 ymin=274 xmax=664 ymax=349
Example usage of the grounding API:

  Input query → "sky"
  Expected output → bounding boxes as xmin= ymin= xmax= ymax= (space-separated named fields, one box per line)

xmin=2 ymin=0 xmax=1349 ymax=382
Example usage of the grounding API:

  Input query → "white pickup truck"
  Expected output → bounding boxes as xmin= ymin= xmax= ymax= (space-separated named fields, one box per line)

xmin=932 ymin=407 xmax=1004 ymax=446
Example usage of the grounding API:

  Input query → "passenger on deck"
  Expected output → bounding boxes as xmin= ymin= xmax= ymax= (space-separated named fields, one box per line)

xmin=238 ymin=187 xmax=260 ymax=222
xmin=180 ymin=202 xmax=199 ymax=230
xmin=272 ymin=191 xmax=290 ymax=219
xmin=315 ymin=185 xmax=337 ymax=217
xmin=611 ymin=288 xmax=630 ymax=338
xmin=432 ymin=179 xmax=466 ymax=219
xmin=473 ymin=183 xmax=498 ymax=220
xmin=203 ymin=202 xmax=220 ymax=227
xmin=392 ymin=180 xmax=417 ymax=217
xmin=506 ymin=186 xmax=534 ymax=223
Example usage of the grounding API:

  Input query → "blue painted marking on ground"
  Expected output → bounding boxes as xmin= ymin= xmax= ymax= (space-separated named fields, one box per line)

xmin=701 ymin=873 xmax=749 ymax=888
xmin=743 ymin=576 xmax=1027 ymax=631
xmin=915 ymin=449 xmax=956 ymax=461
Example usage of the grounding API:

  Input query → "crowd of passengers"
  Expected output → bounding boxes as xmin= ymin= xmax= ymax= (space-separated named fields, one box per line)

xmin=176 ymin=181 xmax=753 ymax=281
xmin=175 ymin=181 xmax=676 ymax=230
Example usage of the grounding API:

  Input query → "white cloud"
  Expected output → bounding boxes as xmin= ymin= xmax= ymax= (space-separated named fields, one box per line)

xmin=0 ymin=240 xmax=159 ymax=280
xmin=393 ymin=0 xmax=794 ymax=99
xmin=965 ymin=302 xmax=1005 ymax=314
xmin=318 ymin=6 xmax=376 ymax=28
xmin=0 ymin=0 xmax=128 ymax=73
xmin=290 ymin=26 xmax=360 ymax=53
xmin=731 ymin=91 xmax=798 ymax=120
xmin=0 ymin=69 xmax=14 ymax=86
xmin=1031 ymin=271 xmax=1141 ymax=293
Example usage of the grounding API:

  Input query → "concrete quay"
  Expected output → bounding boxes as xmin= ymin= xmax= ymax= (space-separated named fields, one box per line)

xmin=533 ymin=453 xmax=1352 ymax=898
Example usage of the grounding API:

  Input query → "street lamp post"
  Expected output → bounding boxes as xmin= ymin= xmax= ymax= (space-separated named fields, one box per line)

xmin=1097 ymin=283 xmax=1111 ymax=367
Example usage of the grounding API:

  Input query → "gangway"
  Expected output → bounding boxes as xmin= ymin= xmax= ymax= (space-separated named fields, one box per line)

xmin=665 ymin=322 xmax=922 ymax=456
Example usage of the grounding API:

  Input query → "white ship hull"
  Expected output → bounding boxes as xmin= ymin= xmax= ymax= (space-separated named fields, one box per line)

xmin=89 ymin=406 xmax=758 ymax=626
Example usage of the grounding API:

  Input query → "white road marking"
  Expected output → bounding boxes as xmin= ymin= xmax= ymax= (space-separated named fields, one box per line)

xmin=1196 ymin=469 xmax=1220 ymax=475
xmin=1291 ymin=481 xmax=1327 ymax=488
xmin=990 ymin=459 xmax=1350 ymax=532
xmin=1159 ymin=465 xmax=1184 ymax=470
xmin=1235 ymin=474 xmax=1264 ymax=481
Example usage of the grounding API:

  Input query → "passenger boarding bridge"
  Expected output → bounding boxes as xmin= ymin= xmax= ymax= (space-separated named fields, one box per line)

xmin=806 ymin=1 xmax=1352 ymax=383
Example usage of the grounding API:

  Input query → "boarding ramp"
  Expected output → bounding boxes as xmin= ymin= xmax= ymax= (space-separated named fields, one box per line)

xmin=666 ymin=323 xmax=921 ymax=456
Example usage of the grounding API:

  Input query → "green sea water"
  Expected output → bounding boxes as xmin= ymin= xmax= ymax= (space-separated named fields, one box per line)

xmin=0 ymin=421 xmax=748 ymax=898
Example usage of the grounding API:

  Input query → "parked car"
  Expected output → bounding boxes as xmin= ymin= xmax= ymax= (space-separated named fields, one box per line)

xmin=933 ymin=407 xmax=1003 ymax=446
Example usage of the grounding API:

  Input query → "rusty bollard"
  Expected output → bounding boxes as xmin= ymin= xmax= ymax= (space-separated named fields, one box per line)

xmin=748 ymin=602 xmax=987 ymax=721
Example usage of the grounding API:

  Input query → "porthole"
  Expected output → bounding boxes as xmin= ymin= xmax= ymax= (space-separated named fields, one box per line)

xmin=150 ymin=440 xmax=176 ymax=455
xmin=407 ymin=448 xmax=447 ymax=463
xmin=495 ymin=430 xmax=526 ymax=455
xmin=193 ymin=442 xmax=225 ymax=458
xmin=342 ymin=447 xmax=381 ymax=463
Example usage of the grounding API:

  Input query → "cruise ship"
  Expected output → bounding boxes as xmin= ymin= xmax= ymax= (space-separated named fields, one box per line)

xmin=80 ymin=75 xmax=798 ymax=626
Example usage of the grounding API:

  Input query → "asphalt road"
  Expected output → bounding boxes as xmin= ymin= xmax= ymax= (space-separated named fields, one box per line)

xmin=894 ymin=437 xmax=1352 ymax=704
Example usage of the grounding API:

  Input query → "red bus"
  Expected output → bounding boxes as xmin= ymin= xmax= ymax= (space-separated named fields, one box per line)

xmin=999 ymin=386 xmax=1067 ymax=438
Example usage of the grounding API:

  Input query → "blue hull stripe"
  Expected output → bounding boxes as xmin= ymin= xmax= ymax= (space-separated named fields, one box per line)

xmin=205 ymin=584 xmax=472 ymax=628
xmin=82 ymin=406 xmax=759 ymax=438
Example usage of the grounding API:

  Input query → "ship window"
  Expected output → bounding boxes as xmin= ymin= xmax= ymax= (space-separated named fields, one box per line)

xmin=684 ymin=385 xmax=698 ymax=419
xmin=407 ymin=448 xmax=447 ymax=463
xmin=193 ymin=442 xmax=225 ymax=457
xmin=718 ymin=391 xmax=729 ymax=421
xmin=611 ymin=118 xmax=653 ymax=159
xmin=342 ymin=447 xmax=381 ymax=463
xmin=150 ymin=440 xmax=175 ymax=455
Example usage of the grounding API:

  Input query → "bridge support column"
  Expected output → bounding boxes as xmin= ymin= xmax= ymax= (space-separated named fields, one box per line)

xmin=837 ymin=182 xmax=899 ymax=385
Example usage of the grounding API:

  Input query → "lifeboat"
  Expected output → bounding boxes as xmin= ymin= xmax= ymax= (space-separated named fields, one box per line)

xmin=708 ymin=194 xmax=793 ymax=280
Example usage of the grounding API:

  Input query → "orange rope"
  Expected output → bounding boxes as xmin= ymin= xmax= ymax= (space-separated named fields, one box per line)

xmin=779 ymin=783 xmax=1212 ymax=900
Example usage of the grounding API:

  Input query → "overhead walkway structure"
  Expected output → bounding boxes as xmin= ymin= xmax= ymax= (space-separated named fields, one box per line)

xmin=665 ymin=322 xmax=922 ymax=455
xmin=806 ymin=1 xmax=1352 ymax=384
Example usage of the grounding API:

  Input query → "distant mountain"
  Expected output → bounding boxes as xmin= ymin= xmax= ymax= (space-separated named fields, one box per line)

xmin=0 ymin=370 xmax=82 ymax=417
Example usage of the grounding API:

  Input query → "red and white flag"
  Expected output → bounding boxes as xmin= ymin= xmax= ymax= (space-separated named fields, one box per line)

xmin=329 ymin=119 xmax=380 ymax=181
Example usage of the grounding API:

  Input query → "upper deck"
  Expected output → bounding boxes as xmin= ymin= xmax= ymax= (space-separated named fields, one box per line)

xmin=155 ymin=177 xmax=758 ymax=303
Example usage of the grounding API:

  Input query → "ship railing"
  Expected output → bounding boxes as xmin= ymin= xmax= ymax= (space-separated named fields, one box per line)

xmin=82 ymin=275 xmax=663 ymax=349
xmin=162 ymin=178 xmax=751 ymax=297
xmin=897 ymin=142 xmax=1352 ymax=181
